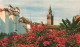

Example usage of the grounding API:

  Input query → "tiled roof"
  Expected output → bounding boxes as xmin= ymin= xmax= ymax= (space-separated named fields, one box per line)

xmin=2 ymin=8 xmax=9 ymax=12
xmin=19 ymin=17 xmax=32 ymax=24
xmin=16 ymin=7 xmax=19 ymax=10
xmin=0 ymin=8 xmax=2 ymax=12
xmin=8 ymin=5 xmax=11 ymax=7
xmin=75 ymin=14 xmax=80 ymax=23
xmin=45 ymin=25 xmax=60 ymax=29
xmin=75 ymin=14 xmax=80 ymax=21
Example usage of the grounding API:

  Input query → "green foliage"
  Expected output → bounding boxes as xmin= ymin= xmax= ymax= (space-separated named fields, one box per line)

xmin=65 ymin=42 xmax=70 ymax=47
xmin=50 ymin=42 xmax=56 ymax=47
xmin=58 ymin=16 xmax=80 ymax=34
xmin=39 ymin=41 xmax=44 ymax=47
xmin=0 ymin=32 xmax=8 ymax=38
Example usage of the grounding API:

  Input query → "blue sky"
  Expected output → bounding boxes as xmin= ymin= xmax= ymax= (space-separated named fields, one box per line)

xmin=0 ymin=0 xmax=80 ymax=25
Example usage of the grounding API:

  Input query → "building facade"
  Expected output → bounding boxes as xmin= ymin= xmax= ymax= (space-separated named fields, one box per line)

xmin=0 ymin=5 xmax=31 ymax=34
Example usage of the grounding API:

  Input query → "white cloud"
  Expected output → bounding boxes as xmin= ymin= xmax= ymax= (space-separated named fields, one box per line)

xmin=54 ymin=21 xmax=61 ymax=25
xmin=0 ymin=0 xmax=4 ymax=8
xmin=1 ymin=0 xmax=80 ymax=25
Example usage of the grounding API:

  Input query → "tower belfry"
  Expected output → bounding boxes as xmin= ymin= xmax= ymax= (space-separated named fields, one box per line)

xmin=47 ymin=6 xmax=53 ymax=25
xmin=49 ymin=6 xmax=52 ymax=14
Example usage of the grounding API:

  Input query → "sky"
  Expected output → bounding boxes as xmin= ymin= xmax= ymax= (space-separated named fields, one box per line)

xmin=0 ymin=0 xmax=80 ymax=25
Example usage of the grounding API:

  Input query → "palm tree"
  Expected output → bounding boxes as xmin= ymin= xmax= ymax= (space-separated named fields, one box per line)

xmin=58 ymin=16 xmax=80 ymax=33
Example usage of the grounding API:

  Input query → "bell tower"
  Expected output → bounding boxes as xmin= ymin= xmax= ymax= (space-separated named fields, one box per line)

xmin=47 ymin=6 xmax=53 ymax=25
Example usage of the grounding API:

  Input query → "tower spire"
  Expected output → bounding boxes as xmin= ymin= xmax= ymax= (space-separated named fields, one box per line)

xmin=47 ymin=6 xmax=53 ymax=25
xmin=49 ymin=6 xmax=52 ymax=14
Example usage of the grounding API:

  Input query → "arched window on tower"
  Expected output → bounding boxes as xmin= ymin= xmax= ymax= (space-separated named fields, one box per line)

xmin=47 ymin=16 xmax=50 ymax=19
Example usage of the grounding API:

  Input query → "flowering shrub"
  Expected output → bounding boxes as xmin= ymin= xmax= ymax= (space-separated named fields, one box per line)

xmin=0 ymin=24 xmax=80 ymax=47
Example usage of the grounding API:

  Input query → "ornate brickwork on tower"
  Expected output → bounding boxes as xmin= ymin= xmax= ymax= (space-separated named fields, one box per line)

xmin=47 ymin=6 xmax=53 ymax=25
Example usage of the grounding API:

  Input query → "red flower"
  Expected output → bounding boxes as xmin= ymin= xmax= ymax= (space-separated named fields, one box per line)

xmin=69 ymin=46 xmax=71 ymax=47
xmin=43 ymin=41 xmax=50 ymax=46
xmin=19 ymin=33 xmax=23 ymax=37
